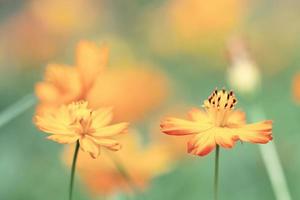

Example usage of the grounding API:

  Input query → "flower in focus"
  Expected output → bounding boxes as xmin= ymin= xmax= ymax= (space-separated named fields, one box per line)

xmin=35 ymin=40 xmax=108 ymax=114
xmin=160 ymin=89 xmax=273 ymax=156
xmin=34 ymin=101 xmax=128 ymax=158
xmin=293 ymin=73 xmax=300 ymax=103
xmin=63 ymin=131 xmax=172 ymax=195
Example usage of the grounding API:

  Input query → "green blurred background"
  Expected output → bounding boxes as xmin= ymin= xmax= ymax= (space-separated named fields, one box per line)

xmin=0 ymin=0 xmax=299 ymax=199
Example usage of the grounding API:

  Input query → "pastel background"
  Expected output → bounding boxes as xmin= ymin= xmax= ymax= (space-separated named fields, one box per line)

xmin=0 ymin=0 xmax=299 ymax=200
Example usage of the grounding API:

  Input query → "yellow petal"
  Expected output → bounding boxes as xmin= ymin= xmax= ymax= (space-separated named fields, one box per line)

xmin=80 ymin=137 xmax=100 ymax=158
xmin=187 ymin=108 xmax=210 ymax=123
xmin=47 ymin=135 xmax=79 ymax=144
xmin=93 ymin=122 xmax=129 ymax=137
xmin=214 ymin=128 xmax=238 ymax=148
xmin=227 ymin=110 xmax=246 ymax=125
xmin=160 ymin=117 xmax=212 ymax=135
xmin=92 ymin=107 xmax=113 ymax=128
xmin=90 ymin=137 xmax=121 ymax=151
xmin=230 ymin=120 xmax=273 ymax=144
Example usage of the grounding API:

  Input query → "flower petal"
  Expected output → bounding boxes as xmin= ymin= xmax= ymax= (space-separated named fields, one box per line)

xmin=214 ymin=128 xmax=238 ymax=148
xmin=47 ymin=135 xmax=79 ymax=144
xmin=76 ymin=40 xmax=108 ymax=89
xmin=89 ymin=137 xmax=121 ymax=151
xmin=91 ymin=107 xmax=113 ymax=128
xmin=231 ymin=120 xmax=273 ymax=144
xmin=187 ymin=108 xmax=210 ymax=122
xmin=80 ymin=137 xmax=100 ymax=158
xmin=187 ymin=130 xmax=216 ymax=156
xmin=160 ymin=117 xmax=212 ymax=136
xmin=228 ymin=110 xmax=246 ymax=125
xmin=93 ymin=122 xmax=129 ymax=137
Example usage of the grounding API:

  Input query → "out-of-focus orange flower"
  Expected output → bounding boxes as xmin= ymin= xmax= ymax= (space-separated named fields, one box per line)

xmin=293 ymin=73 xmax=300 ymax=103
xmin=63 ymin=131 xmax=172 ymax=195
xmin=147 ymin=0 xmax=245 ymax=58
xmin=30 ymin=0 xmax=99 ymax=35
xmin=36 ymin=40 xmax=168 ymax=122
xmin=160 ymin=89 xmax=273 ymax=156
xmin=35 ymin=101 xmax=128 ymax=158
xmin=0 ymin=12 xmax=59 ymax=65
xmin=87 ymin=67 xmax=168 ymax=122
xmin=35 ymin=40 xmax=108 ymax=114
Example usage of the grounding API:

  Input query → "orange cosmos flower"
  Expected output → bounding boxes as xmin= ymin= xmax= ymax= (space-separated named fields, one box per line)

xmin=293 ymin=73 xmax=300 ymax=103
xmin=34 ymin=101 xmax=128 ymax=158
xmin=63 ymin=132 xmax=172 ymax=195
xmin=87 ymin=67 xmax=168 ymax=122
xmin=35 ymin=40 xmax=108 ymax=114
xmin=160 ymin=89 xmax=273 ymax=156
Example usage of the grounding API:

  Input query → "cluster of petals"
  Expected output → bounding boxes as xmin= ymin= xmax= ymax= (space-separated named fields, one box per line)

xmin=161 ymin=89 xmax=273 ymax=156
xmin=35 ymin=101 xmax=128 ymax=158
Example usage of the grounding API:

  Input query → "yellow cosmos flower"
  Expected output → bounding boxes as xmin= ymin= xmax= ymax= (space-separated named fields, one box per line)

xmin=160 ymin=89 xmax=273 ymax=156
xmin=63 ymin=132 xmax=172 ymax=195
xmin=34 ymin=101 xmax=128 ymax=158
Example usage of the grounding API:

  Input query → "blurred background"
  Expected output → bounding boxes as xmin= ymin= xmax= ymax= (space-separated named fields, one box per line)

xmin=0 ymin=0 xmax=300 ymax=199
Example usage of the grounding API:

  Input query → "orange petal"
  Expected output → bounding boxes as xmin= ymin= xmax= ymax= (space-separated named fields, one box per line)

xmin=214 ymin=128 xmax=238 ymax=148
xmin=228 ymin=110 xmax=246 ymax=125
xmin=76 ymin=40 xmax=108 ymax=90
xmin=187 ymin=130 xmax=216 ymax=156
xmin=160 ymin=117 xmax=212 ymax=136
xmin=187 ymin=108 xmax=210 ymax=123
xmin=233 ymin=120 xmax=273 ymax=144
xmin=47 ymin=134 xmax=79 ymax=144
xmin=80 ymin=137 xmax=100 ymax=158
xmin=93 ymin=122 xmax=129 ymax=137
xmin=35 ymin=82 xmax=60 ymax=103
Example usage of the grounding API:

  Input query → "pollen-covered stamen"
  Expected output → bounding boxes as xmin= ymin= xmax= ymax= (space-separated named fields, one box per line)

xmin=204 ymin=89 xmax=238 ymax=126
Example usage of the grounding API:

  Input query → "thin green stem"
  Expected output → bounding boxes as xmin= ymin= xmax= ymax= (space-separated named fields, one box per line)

xmin=214 ymin=145 xmax=220 ymax=200
xmin=69 ymin=141 xmax=80 ymax=200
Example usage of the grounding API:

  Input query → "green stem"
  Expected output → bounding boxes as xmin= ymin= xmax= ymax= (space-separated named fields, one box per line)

xmin=69 ymin=141 xmax=80 ymax=200
xmin=214 ymin=145 xmax=220 ymax=200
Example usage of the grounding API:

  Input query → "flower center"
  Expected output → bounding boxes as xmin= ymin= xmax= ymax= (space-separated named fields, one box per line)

xmin=203 ymin=89 xmax=237 ymax=127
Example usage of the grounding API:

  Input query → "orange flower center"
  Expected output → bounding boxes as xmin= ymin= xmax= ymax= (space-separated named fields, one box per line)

xmin=203 ymin=89 xmax=237 ymax=127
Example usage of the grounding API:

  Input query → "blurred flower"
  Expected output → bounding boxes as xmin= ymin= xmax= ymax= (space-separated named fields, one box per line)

xmin=160 ymin=89 xmax=273 ymax=156
xmin=0 ymin=12 xmax=59 ymax=66
xmin=30 ymin=0 xmax=99 ymax=35
xmin=293 ymin=73 xmax=300 ymax=103
xmin=36 ymin=40 xmax=168 ymax=122
xmin=87 ymin=67 xmax=168 ymax=122
xmin=35 ymin=40 xmax=108 ymax=114
xmin=227 ymin=37 xmax=261 ymax=94
xmin=147 ymin=0 xmax=245 ymax=59
xmin=34 ymin=101 xmax=128 ymax=158
xmin=63 ymin=131 xmax=172 ymax=195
